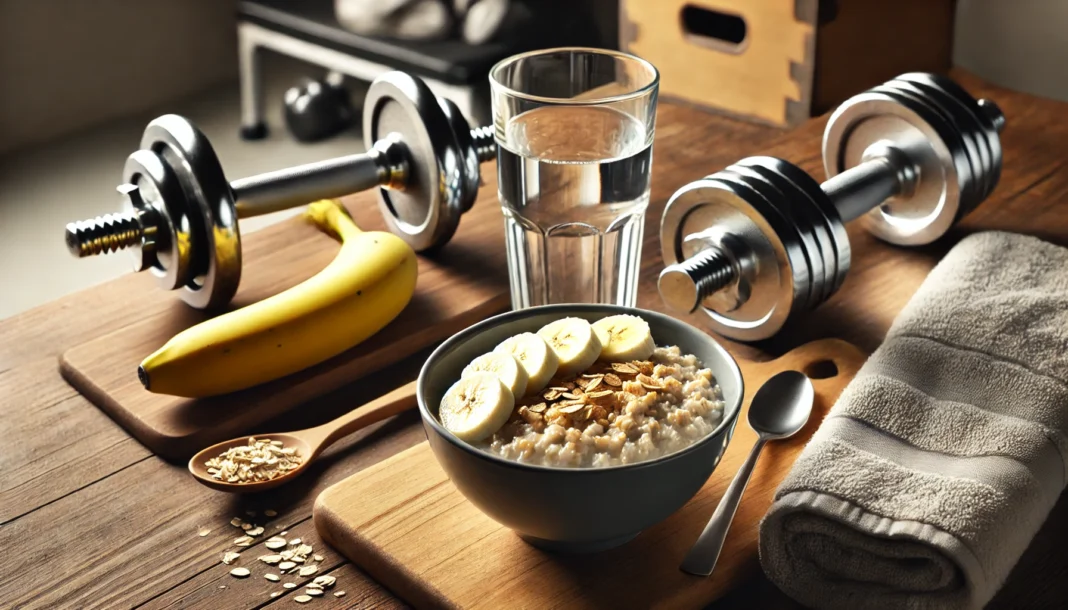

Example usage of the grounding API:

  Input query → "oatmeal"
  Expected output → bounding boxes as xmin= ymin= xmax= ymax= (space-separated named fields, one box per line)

xmin=478 ymin=346 xmax=724 ymax=468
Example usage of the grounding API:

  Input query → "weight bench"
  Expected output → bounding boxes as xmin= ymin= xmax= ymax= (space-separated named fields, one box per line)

xmin=236 ymin=0 xmax=606 ymax=140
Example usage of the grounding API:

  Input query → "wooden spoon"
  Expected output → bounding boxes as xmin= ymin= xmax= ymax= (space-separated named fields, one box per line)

xmin=188 ymin=380 xmax=417 ymax=493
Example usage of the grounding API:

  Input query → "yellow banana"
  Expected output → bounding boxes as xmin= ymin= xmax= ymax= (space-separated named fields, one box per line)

xmin=139 ymin=199 xmax=417 ymax=397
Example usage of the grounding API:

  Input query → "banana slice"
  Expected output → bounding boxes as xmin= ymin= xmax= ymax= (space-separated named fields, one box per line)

xmin=494 ymin=332 xmax=558 ymax=393
xmin=439 ymin=372 xmax=515 ymax=442
xmin=592 ymin=314 xmax=656 ymax=361
xmin=462 ymin=351 xmax=528 ymax=398
xmin=537 ymin=317 xmax=602 ymax=378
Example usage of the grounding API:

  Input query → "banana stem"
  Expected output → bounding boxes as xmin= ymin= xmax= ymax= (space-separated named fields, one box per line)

xmin=304 ymin=199 xmax=362 ymax=243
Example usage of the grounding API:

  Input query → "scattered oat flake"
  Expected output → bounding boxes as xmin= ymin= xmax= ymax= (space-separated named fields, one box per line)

xmin=265 ymin=573 xmax=280 ymax=582
xmin=279 ymin=561 xmax=296 ymax=571
xmin=298 ymin=565 xmax=318 ymax=577
xmin=294 ymin=595 xmax=312 ymax=604
xmin=265 ymin=537 xmax=287 ymax=550
xmin=198 ymin=527 xmax=210 ymax=537
xmin=230 ymin=567 xmax=251 ymax=578
xmin=280 ymin=531 xmax=288 ymax=536
xmin=271 ymin=592 xmax=281 ymax=598
xmin=246 ymin=526 xmax=264 ymax=536
xmin=230 ymin=517 xmax=244 ymax=528
xmin=264 ymin=509 xmax=278 ymax=517
xmin=241 ymin=522 xmax=252 ymax=531
xmin=283 ymin=583 xmax=297 ymax=589
xmin=313 ymin=575 xmax=336 ymax=588
xmin=334 ymin=591 xmax=345 ymax=598
xmin=220 ymin=585 xmax=226 ymax=589
xmin=313 ymin=554 xmax=324 ymax=562
xmin=305 ymin=588 xmax=323 ymax=597
xmin=288 ymin=538 xmax=301 ymax=546
xmin=296 ymin=544 xmax=314 ymax=556
xmin=259 ymin=554 xmax=282 ymax=564
xmin=234 ymin=535 xmax=253 ymax=546
xmin=222 ymin=551 xmax=241 ymax=565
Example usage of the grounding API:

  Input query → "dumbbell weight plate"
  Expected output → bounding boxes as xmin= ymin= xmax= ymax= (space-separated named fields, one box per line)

xmin=744 ymin=156 xmax=852 ymax=294
xmin=122 ymin=150 xmax=195 ymax=290
xmin=660 ymin=178 xmax=802 ymax=342
xmin=907 ymin=72 xmax=1003 ymax=196
xmin=363 ymin=73 xmax=469 ymax=252
xmin=733 ymin=159 xmax=836 ymax=308
xmin=438 ymin=96 xmax=481 ymax=214
xmin=139 ymin=115 xmax=241 ymax=309
xmin=824 ymin=91 xmax=964 ymax=246
xmin=706 ymin=171 xmax=812 ymax=337
xmin=896 ymin=74 xmax=996 ymax=201
xmin=873 ymin=82 xmax=981 ymax=213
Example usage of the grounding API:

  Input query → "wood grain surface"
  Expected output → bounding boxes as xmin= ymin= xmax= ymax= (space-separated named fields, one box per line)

xmin=3 ymin=70 xmax=1068 ymax=609
xmin=58 ymin=191 xmax=510 ymax=459
xmin=314 ymin=340 xmax=865 ymax=610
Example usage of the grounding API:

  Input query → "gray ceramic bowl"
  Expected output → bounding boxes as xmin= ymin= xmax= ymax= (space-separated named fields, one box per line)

xmin=417 ymin=304 xmax=743 ymax=553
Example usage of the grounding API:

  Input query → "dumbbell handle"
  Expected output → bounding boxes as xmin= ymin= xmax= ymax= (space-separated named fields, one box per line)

xmin=230 ymin=136 xmax=409 ymax=219
xmin=821 ymin=145 xmax=917 ymax=223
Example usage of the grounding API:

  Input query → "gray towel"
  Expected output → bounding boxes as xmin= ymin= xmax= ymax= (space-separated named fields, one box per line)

xmin=759 ymin=231 xmax=1068 ymax=610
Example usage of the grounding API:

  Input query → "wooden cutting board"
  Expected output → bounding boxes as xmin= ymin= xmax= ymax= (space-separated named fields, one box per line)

xmin=313 ymin=338 xmax=865 ymax=610
xmin=59 ymin=190 xmax=511 ymax=460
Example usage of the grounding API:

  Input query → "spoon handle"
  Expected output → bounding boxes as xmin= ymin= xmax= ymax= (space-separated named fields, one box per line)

xmin=680 ymin=435 xmax=767 ymax=577
xmin=304 ymin=380 xmax=418 ymax=453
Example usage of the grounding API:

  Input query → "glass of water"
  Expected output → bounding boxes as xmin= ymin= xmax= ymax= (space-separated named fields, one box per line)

xmin=490 ymin=48 xmax=659 ymax=308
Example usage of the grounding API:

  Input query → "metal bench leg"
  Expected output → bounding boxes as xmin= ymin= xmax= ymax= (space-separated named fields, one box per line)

xmin=238 ymin=23 xmax=268 ymax=140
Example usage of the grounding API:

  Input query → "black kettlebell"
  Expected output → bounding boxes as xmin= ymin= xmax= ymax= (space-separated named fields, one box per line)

xmin=283 ymin=72 xmax=354 ymax=143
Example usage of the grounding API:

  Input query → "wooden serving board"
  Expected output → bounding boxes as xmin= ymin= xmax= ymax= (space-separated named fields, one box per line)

xmin=313 ymin=338 xmax=866 ymax=610
xmin=59 ymin=189 xmax=511 ymax=460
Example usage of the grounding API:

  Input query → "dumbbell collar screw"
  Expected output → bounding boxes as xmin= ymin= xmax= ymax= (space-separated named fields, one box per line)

xmin=65 ymin=184 xmax=164 ymax=273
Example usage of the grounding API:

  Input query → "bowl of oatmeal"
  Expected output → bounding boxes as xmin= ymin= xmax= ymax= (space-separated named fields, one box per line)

xmin=417 ymin=304 xmax=743 ymax=553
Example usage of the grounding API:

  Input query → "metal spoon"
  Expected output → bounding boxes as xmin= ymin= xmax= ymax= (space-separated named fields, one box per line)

xmin=188 ymin=380 xmax=416 ymax=493
xmin=680 ymin=370 xmax=814 ymax=576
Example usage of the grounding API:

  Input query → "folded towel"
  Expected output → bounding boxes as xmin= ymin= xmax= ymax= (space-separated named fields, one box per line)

xmin=759 ymin=231 xmax=1068 ymax=610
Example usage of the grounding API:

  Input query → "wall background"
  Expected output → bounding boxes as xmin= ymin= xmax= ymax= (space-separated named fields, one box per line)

xmin=953 ymin=0 xmax=1068 ymax=104
xmin=0 ymin=0 xmax=237 ymax=155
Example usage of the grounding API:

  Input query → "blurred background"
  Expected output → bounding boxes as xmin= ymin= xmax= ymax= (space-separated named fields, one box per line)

xmin=0 ymin=0 xmax=1062 ymax=319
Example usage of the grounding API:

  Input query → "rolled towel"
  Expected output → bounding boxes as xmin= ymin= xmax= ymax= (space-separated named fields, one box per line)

xmin=759 ymin=231 xmax=1068 ymax=610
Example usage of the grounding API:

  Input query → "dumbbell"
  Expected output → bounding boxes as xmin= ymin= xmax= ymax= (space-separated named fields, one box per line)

xmin=63 ymin=72 xmax=495 ymax=309
xmin=658 ymin=73 xmax=1006 ymax=341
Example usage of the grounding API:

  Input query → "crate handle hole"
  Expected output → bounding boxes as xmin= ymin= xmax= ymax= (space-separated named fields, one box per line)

xmin=680 ymin=5 xmax=747 ymax=53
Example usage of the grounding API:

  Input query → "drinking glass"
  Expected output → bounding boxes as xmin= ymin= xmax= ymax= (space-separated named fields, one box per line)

xmin=490 ymin=48 xmax=659 ymax=308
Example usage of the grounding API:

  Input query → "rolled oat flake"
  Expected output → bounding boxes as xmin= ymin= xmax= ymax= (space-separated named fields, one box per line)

xmin=295 ymin=595 xmax=312 ymax=603
xmin=230 ymin=567 xmax=251 ymax=578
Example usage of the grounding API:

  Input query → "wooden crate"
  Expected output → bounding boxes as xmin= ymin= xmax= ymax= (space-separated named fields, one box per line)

xmin=620 ymin=0 xmax=956 ymax=126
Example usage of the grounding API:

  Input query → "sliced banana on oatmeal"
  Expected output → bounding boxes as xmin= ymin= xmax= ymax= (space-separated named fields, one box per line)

xmin=462 ymin=351 xmax=529 ymax=398
xmin=537 ymin=317 xmax=603 ymax=377
xmin=494 ymin=332 xmax=558 ymax=392
xmin=592 ymin=314 xmax=656 ymax=362
xmin=439 ymin=372 xmax=515 ymax=442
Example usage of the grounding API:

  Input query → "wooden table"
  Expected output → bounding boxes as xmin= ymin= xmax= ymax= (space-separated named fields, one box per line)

xmin=3 ymin=70 xmax=1067 ymax=609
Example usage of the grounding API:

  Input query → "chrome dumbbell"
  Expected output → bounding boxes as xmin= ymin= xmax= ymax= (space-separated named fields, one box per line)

xmin=63 ymin=72 xmax=495 ymax=309
xmin=659 ymin=73 xmax=1006 ymax=341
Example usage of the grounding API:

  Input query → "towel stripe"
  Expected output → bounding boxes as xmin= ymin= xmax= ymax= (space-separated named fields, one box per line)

xmin=821 ymin=416 xmax=1064 ymax=511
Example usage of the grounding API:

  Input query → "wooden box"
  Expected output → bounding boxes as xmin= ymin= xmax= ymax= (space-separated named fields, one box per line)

xmin=620 ymin=0 xmax=956 ymax=126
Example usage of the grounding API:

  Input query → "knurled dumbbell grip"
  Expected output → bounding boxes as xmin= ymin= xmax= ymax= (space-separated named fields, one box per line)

xmin=231 ymin=137 xmax=409 ymax=219
xmin=821 ymin=157 xmax=904 ymax=223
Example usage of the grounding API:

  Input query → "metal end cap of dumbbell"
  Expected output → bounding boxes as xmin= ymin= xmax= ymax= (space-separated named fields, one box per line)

xmin=659 ymin=171 xmax=815 ymax=341
xmin=363 ymin=72 xmax=483 ymax=252
xmin=135 ymin=115 xmax=242 ymax=309
xmin=823 ymin=72 xmax=1005 ymax=246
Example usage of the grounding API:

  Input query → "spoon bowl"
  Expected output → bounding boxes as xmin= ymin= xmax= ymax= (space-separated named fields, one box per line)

xmin=188 ymin=380 xmax=417 ymax=493
xmin=189 ymin=433 xmax=316 ymax=493
xmin=748 ymin=369 xmax=814 ymax=438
